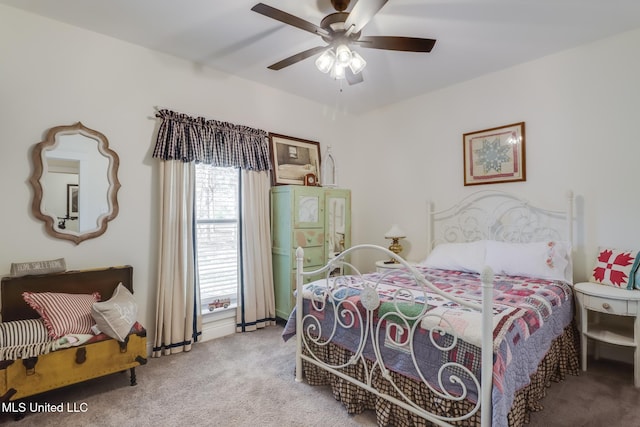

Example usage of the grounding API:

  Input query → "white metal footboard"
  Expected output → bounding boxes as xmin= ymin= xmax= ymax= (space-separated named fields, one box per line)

xmin=295 ymin=244 xmax=494 ymax=427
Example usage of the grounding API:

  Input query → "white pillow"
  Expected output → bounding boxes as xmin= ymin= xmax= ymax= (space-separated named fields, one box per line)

xmin=485 ymin=240 xmax=572 ymax=282
xmin=421 ymin=240 xmax=487 ymax=273
xmin=91 ymin=283 xmax=138 ymax=342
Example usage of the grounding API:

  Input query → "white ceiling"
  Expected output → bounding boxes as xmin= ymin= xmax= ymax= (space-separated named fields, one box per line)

xmin=3 ymin=0 xmax=640 ymax=114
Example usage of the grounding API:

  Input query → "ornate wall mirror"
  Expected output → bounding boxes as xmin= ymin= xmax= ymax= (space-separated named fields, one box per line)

xmin=29 ymin=122 xmax=120 ymax=244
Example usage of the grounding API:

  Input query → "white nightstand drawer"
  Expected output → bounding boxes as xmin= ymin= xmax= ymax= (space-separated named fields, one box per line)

xmin=583 ymin=294 xmax=630 ymax=315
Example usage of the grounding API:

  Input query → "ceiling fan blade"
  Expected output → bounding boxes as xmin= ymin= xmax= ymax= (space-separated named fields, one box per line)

xmin=345 ymin=68 xmax=364 ymax=85
xmin=354 ymin=36 xmax=436 ymax=52
xmin=251 ymin=3 xmax=329 ymax=37
xmin=344 ymin=0 xmax=389 ymax=34
xmin=267 ymin=46 xmax=328 ymax=70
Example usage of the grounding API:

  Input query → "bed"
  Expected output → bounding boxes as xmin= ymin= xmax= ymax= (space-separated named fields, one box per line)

xmin=282 ymin=190 xmax=580 ymax=427
xmin=0 ymin=266 xmax=147 ymax=408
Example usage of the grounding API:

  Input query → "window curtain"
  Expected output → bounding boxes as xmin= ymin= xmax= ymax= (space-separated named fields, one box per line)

xmin=237 ymin=169 xmax=276 ymax=332
xmin=152 ymin=109 xmax=275 ymax=357
xmin=152 ymin=160 xmax=199 ymax=357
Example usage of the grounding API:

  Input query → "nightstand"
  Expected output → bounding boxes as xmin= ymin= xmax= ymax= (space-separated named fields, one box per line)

xmin=574 ymin=282 xmax=640 ymax=387
xmin=375 ymin=260 xmax=417 ymax=273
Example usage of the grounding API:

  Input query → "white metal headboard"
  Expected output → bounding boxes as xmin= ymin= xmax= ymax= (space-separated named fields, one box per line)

xmin=427 ymin=190 xmax=574 ymax=253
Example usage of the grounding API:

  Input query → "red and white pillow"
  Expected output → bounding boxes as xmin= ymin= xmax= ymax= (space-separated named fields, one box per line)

xmin=591 ymin=247 xmax=640 ymax=290
xmin=22 ymin=291 xmax=101 ymax=339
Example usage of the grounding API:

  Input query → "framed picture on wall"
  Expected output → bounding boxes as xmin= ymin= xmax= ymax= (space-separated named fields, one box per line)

xmin=269 ymin=133 xmax=321 ymax=186
xmin=463 ymin=122 xmax=526 ymax=186
xmin=67 ymin=184 xmax=79 ymax=217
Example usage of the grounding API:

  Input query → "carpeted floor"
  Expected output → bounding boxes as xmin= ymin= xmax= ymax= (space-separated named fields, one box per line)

xmin=1 ymin=325 xmax=639 ymax=426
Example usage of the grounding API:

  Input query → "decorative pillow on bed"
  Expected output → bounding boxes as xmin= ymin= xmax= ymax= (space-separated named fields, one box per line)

xmin=591 ymin=247 xmax=640 ymax=289
xmin=420 ymin=240 xmax=486 ymax=273
xmin=91 ymin=283 xmax=138 ymax=342
xmin=22 ymin=291 xmax=101 ymax=339
xmin=10 ymin=258 xmax=66 ymax=277
xmin=485 ymin=240 xmax=571 ymax=282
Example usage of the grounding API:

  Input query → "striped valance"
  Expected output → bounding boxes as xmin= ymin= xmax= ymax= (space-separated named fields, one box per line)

xmin=153 ymin=109 xmax=272 ymax=171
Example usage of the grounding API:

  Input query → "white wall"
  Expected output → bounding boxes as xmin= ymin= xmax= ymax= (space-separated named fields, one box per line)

xmin=0 ymin=6 xmax=350 ymax=340
xmin=2 ymin=4 xmax=639 ymax=345
xmin=345 ymin=28 xmax=640 ymax=283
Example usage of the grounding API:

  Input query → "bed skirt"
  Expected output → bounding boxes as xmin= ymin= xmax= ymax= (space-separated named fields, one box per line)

xmin=301 ymin=321 xmax=580 ymax=427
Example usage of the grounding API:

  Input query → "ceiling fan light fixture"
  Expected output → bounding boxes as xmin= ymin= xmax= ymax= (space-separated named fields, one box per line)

xmin=349 ymin=50 xmax=366 ymax=74
xmin=252 ymin=2 xmax=438 ymax=86
xmin=315 ymin=49 xmax=336 ymax=73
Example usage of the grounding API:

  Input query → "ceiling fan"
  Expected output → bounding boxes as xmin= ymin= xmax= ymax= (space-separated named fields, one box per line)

xmin=251 ymin=0 xmax=437 ymax=85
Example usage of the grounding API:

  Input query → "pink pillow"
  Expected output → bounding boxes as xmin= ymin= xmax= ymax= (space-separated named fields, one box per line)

xmin=22 ymin=292 xmax=101 ymax=339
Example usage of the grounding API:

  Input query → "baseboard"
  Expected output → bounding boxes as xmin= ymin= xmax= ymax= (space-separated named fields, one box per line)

xmin=143 ymin=310 xmax=237 ymax=355
xmin=200 ymin=314 xmax=236 ymax=342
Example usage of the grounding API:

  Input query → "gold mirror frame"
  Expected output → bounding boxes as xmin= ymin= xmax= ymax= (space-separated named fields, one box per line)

xmin=29 ymin=122 xmax=121 ymax=244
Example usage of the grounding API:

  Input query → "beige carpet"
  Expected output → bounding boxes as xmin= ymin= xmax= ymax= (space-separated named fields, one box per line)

xmin=1 ymin=325 xmax=639 ymax=426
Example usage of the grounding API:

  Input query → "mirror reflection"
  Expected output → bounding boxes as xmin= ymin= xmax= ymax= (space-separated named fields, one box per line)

xmin=327 ymin=196 xmax=346 ymax=258
xmin=30 ymin=122 xmax=120 ymax=244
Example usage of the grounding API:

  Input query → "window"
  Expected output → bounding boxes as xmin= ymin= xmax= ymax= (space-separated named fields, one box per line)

xmin=194 ymin=165 xmax=240 ymax=313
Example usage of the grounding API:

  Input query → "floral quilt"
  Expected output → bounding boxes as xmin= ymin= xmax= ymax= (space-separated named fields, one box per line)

xmin=283 ymin=266 xmax=574 ymax=427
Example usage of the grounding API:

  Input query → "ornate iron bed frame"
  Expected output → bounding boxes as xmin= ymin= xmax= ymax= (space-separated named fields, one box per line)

xmin=293 ymin=190 xmax=574 ymax=427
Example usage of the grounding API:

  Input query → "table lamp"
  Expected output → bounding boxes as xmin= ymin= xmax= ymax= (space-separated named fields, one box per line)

xmin=384 ymin=224 xmax=406 ymax=263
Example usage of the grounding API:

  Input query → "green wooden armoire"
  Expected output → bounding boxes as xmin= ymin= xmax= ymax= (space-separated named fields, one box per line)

xmin=270 ymin=185 xmax=351 ymax=320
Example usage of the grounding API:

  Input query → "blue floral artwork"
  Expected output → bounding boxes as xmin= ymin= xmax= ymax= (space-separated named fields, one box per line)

xmin=463 ymin=122 xmax=525 ymax=185
xmin=475 ymin=137 xmax=511 ymax=173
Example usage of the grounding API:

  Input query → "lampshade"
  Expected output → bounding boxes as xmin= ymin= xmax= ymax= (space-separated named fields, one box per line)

xmin=335 ymin=44 xmax=352 ymax=66
xmin=315 ymin=49 xmax=335 ymax=74
xmin=384 ymin=224 xmax=406 ymax=239
xmin=349 ymin=50 xmax=366 ymax=74
xmin=330 ymin=63 xmax=346 ymax=80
